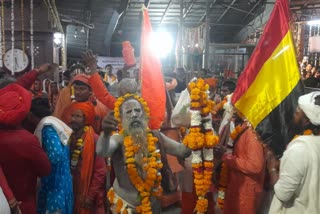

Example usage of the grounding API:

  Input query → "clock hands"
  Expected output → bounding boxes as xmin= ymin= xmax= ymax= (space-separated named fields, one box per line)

xmin=14 ymin=57 xmax=19 ymax=70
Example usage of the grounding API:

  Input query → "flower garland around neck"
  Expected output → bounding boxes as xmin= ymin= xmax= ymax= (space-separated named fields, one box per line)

xmin=293 ymin=129 xmax=313 ymax=140
xmin=217 ymin=121 xmax=252 ymax=210
xmin=183 ymin=79 xmax=219 ymax=214
xmin=108 ymin=94 xmax=162 ymax=214
xmin=70 ymin=126 xmax=89 ymax=169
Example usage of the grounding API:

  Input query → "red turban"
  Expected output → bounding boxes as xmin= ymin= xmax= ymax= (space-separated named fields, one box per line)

xmin=0 ymin=83 xmax=32 ymax=126
xmin=68 ymin=101 xmax=95 ymax=126
xmin=71 ymin=74 xmax=90 ymax=86
xmin=204 ymin=78 xmax=218 ymax=89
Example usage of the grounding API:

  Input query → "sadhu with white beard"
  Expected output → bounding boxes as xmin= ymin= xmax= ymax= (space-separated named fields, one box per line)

xmin=96 ymin=94 xmax=191 ymax=214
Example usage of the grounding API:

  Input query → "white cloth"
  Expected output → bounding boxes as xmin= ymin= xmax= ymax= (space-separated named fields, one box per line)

xmin=34 ymin=116 xmax=72 ymax=146
xmin=269 ymin=136 xmax=320 ymax=214
xmin=0 ymin=187 xmax=10 ymax=214
xmin=171 ymin=88 xmax=191 ymax=127
xmin=298 ymin=91 xmax=320 ymax=125
xmin=218 ymin=94 xmax=234 ymax=135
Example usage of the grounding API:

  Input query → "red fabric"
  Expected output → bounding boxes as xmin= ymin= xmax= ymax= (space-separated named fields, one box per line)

xmin=223 ymin=126 xmax=265 ymax=214
xmin=88 ymin=72 xmax=116 ymax=110
xmin=204 ymin=78 xmax=218 ymax=89
xmin=0 ymin=128 xmax=51 ymax=214
xmin=122 ymin=41 xmax=136 ymax=67
xmin=0 ymin=165 xmax=14 ymax=202
xmin=68 ymin=101 xmax=95 ymax=126
xmin=71 ymin=131 xmax=106 ymax=214
xmin=0 ymin=83 xmax=32 ymax=126
xmin=15 ymin=70 xmax=38 ymax=89
xmin=232 ymin=0 xmax=291 ymax=103
xmin=140 ymin=8 xmax=166 ymax=129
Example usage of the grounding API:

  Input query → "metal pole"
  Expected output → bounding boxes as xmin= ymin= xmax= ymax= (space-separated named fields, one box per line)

xmin=178 ymin=0 xmax=183 ymax=67
xmin=204 ymin=0 xmax=210 ymax=69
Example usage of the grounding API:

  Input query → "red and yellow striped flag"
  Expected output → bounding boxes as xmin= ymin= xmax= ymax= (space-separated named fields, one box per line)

xmin=232 ymin=0 xmax=304 ymax=155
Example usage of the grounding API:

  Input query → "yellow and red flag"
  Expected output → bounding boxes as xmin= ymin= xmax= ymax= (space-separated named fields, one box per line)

xmin=232 ymin=0 xmax=304 ymax=156
xmin=140 ymin=8 xmax=166 ymax=129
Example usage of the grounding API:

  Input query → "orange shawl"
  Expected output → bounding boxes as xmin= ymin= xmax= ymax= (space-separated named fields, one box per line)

xmin=74 ymin=126 xmax=95 ymax=214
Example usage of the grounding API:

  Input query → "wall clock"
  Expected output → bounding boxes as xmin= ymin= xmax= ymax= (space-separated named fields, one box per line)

xmin=3 ymin=48 xmax=30 ymax=73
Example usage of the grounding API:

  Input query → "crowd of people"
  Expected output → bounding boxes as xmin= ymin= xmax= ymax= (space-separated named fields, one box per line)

xmin=0 ymin=50 xmax=319 ymax=214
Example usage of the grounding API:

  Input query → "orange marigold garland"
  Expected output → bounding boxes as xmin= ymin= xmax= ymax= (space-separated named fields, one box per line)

xmin=109 ymin=94 xmax=162 ymax=214
xmin=293 ymin=129 xmax=313 ymax=140
xmin=70 ymin=126 xmax=89 ymax=169
xmin=217 ymin=124 xmax=244 ymax=210
xmin=183 ymin=78 xmax=219 ymax=214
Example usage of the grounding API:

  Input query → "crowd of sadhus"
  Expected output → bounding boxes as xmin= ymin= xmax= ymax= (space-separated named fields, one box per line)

xmin=0 ymin=51 xmax=320 ymax=214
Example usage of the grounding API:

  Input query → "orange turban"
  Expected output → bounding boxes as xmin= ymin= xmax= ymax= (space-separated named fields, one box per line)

xmin=68 ymin=101 xmax=95 ymax=126
xmin=71 ymin=74 xmax=90 ymax=86
xmin=204 ymin=78 xmax=218 ymax=89
xmin=0 ymin=83 xmax=32 ymax=126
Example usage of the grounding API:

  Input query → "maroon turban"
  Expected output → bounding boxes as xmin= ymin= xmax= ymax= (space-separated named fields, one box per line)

xmin=68 ymin=101 xmax=95 ymax=126
xmin=0 ymin=83 xmax=32 ymax=126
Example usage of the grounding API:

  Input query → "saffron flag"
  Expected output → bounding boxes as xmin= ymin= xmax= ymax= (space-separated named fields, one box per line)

xmin=231 ymin=0 xmax=304 ymax=156
xmin=140 ymin=8 xmax=166 ymax=129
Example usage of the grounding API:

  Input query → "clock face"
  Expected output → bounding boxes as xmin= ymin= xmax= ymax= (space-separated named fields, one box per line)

xmin=3 ymin=49 xmax=30 ymax=73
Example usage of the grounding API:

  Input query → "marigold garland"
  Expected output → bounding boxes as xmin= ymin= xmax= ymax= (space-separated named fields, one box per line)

xmin=114 ymin=94 xmax=150 ymax=133
xmin=217 ymin=124 xmax=245 ymax=210
xmin=293 ymin=129 xmax=313 ymax=140
xmin=183 ymin=78 xmax=219 ymax=214
xmin=70 ymin=126 xmax=89 ymax=169
xmin=108 ymin=94 xmax=162 ymax=214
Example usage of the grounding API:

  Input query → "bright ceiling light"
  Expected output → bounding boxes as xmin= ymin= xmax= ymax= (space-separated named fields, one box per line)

xmin=307 ymin=20 xmax=320 ymax=25
xmin=53 ymin=32 xmax=63 ymax=45
xmin=54 ymin=32 xmax=63 ymax=39
xmin=149 ymin=31 xmax=174 ymax=58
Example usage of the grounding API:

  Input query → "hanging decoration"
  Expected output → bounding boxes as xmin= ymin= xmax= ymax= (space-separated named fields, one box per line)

xmin=10 ymin=0 xmax=14 ymax=75
xmin=183 ymin=78 xmax=219 ymax=214
xmin=1 ymin=0 xmax=5 ymax=54
xmin=20 ymin=0 xmax=25 ymax=53
xmin=0 ymin=16 xmax=2 ymax=67
xmin=30 ymin=0 xmax=34 ymax=69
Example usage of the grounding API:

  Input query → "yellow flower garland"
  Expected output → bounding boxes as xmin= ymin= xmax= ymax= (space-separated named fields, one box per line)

xmin=114 ymin=94 xmax=150 ymax=133
xmin=70 ymin=126 xmax=89 ymax=169
xmin=183 ymin=78 xmax=219 ymax=214
xmin=110 ymin=94 xmax=162 ymax=214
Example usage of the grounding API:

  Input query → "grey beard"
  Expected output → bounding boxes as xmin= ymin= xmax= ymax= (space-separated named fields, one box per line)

xmin=128 ymin=126 xmax=148 ymax=178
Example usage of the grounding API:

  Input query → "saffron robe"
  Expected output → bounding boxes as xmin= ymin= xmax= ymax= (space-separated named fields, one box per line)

xmin=223 ymin=125 xmax=265 ymax=214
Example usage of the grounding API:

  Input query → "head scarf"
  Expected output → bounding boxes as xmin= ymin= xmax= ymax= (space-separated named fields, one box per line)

xmin=34 ymin=116 xmax=72 ymax=146
xmin=204 ymin=78 xmax=218 ymax=89
xmin=298 ymin=91 xmax=320 ymax=125
xmin=0 ymin=83 xmax=32 ymax=126
xmin=71 ymin=74 xmax=91 ymax=87
xmin=68 ymin=101 xmax=95 ymax=126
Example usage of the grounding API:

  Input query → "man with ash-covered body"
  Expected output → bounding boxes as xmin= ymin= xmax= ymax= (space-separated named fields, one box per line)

xmin=96 ymin=94 xmax=191 ymax=213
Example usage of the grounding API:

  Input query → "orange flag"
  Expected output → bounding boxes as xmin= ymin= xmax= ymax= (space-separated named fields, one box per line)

xmin=140 ymin=7 xmax=166 ymax=129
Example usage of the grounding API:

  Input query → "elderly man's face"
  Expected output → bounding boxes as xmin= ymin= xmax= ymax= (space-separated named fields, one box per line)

xmin=70 ymin=109 xmax=85 ymax=131
xmin=121 ymin=99 xmax=147 ymax=132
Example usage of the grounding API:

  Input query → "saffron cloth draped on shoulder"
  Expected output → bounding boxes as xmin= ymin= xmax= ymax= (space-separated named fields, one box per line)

xmin=231 ymin=0 xmax=304 ymax=156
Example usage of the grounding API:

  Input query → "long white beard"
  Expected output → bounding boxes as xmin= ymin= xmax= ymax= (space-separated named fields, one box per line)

xmin=129 ymin=127 xmax=148 ymax=178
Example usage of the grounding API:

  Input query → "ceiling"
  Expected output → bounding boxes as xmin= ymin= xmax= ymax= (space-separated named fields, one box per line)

xmin=54 ymin=0 xmax=320 ymax=59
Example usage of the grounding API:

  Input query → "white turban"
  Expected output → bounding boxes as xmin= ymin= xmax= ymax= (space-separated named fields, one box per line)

xmin=298 ymin=91 xmax=320 ymax=125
